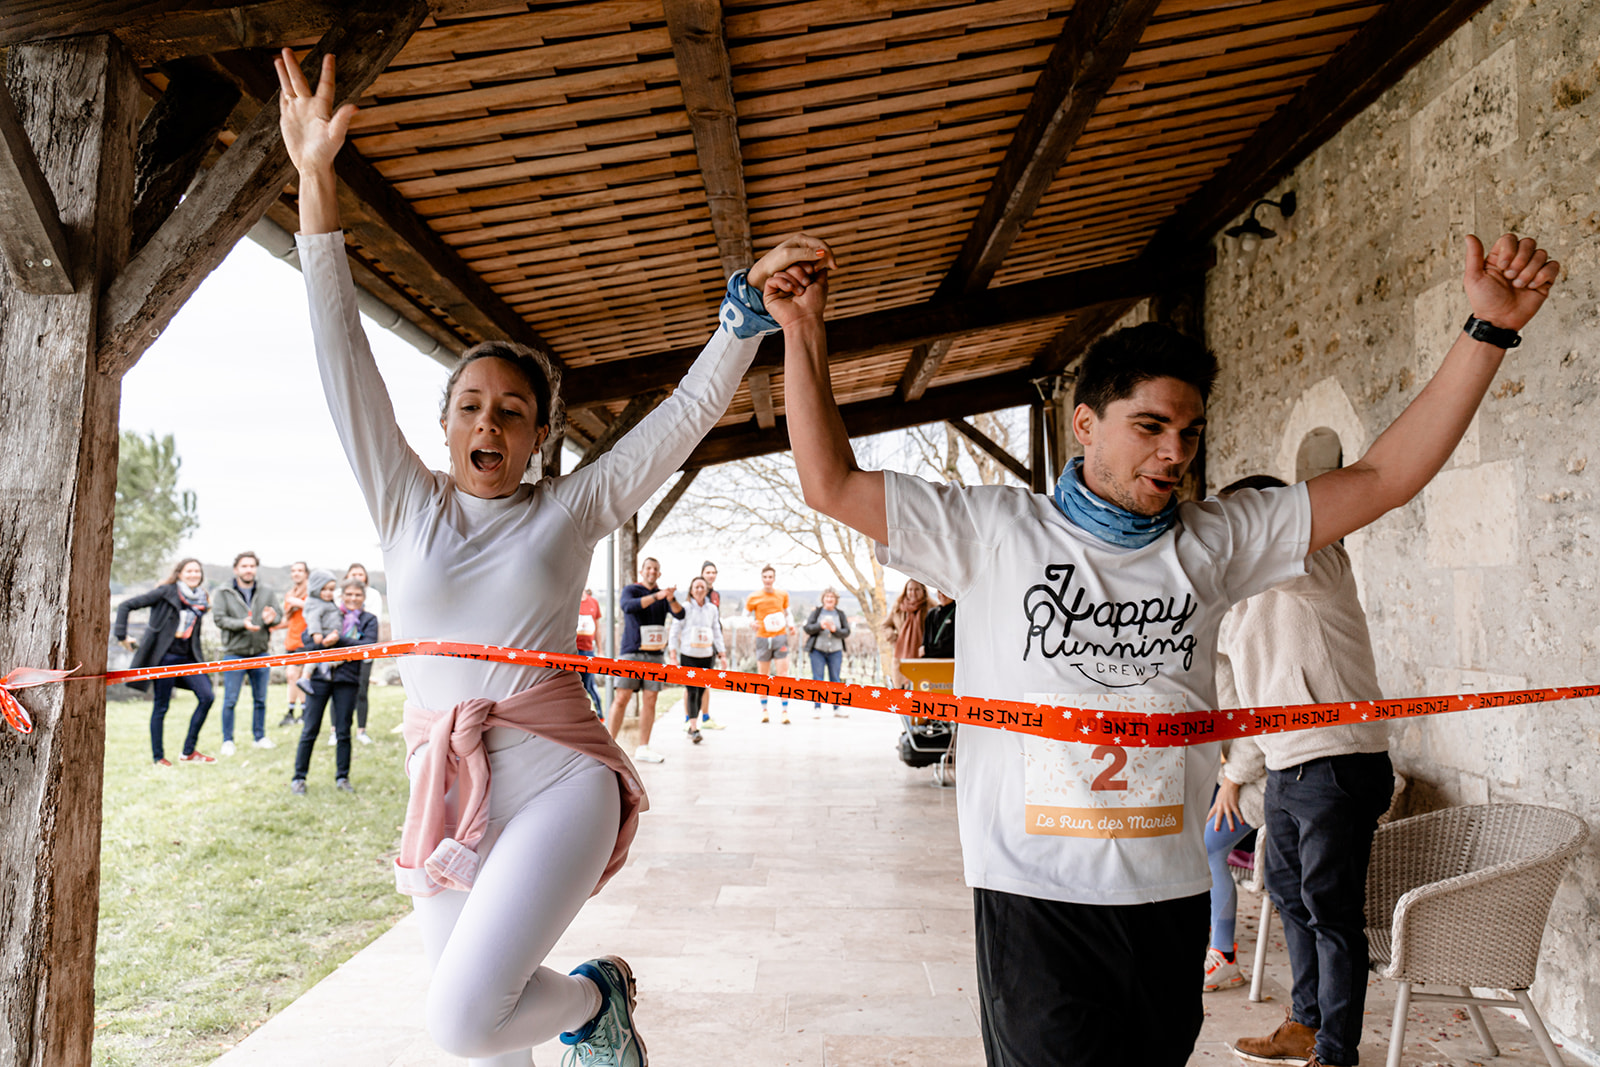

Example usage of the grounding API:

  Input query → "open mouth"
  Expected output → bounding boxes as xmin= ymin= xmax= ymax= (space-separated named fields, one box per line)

xmin=470 ymin=449 xmax=505 ymax=473
xmin=1143 ymin=474 xmax=1178 ymax=493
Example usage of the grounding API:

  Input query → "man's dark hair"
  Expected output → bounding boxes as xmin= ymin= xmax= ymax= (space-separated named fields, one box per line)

xmin=1220 ymin=474 xmax=1288 ymax=495
xmin=1073 ymin=322 xmax=1218 ymax=416
xmin=233 ymin=551 xmax=259 ymax=568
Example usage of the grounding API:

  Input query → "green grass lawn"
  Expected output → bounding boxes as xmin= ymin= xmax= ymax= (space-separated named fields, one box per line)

xmin=95 ymin=680 xmax=413 ymax=1066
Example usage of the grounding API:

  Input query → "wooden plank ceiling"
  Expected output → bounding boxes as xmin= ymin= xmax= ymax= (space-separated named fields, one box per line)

xmin=3 ymin=0 xmax=1487 ymax=468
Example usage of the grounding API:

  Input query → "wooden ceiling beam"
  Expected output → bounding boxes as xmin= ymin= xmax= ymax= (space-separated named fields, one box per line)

xmin=685 ymin=372 xmax=1037 ymax=470
xmin=663 ymin=0 xmax=751 ymax=280
xmin=96 ymin=0 xmax=427 ymax=378
xmin=936 ymin=0 xmax=1163 ymax=301
xmin=575 ymin=389 xmax=670 ymax=471
xmin=1030 ymin=297 xmax=1140 ymax=377
xmin=565 ymin=252 xmax=1203 ymax=409
xmin=897 ymin=339 xmax=954 ymax=403
xmin=0 ymin=1 xmax=344 ymax=61
xmin=0 ymin=73 xmax=73 ymax=292
xmin=947 ymin=417 xmax=1031 ymax=485
xmin=1145 ymin=0 xmax=1493 ymax=255
xmin=128 ymin=56 xmax=241 ymax=255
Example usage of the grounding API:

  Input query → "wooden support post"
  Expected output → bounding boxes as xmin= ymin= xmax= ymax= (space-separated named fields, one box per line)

xmin=0 ymin=74 xmax=73 ymax=292
xmin=619 ymin=514 xmax=640 ymax=589
xmin=1029 ymin=401 xmax=1048 ymax=495
xmin=0 ymin=34 xmax=140 ymax=1067
xmin=639 ymin=469 xmax=700 ymax=545
xmin=748 ymin=370 xmax=776 ymax=430
xmin=947 ymin=418 xmax=1031 ymax=486
xmin=575 ymin=390 xmax=669 ymax=471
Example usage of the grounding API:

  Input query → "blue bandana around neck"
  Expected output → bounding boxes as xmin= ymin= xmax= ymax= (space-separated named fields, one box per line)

xmin=1051 ymin=457 xmax=1179 ymax=549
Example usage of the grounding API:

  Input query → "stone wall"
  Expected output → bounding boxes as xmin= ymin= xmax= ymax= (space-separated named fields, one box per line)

xmin=1199 ymin=0 xmax=1600 ymax=1056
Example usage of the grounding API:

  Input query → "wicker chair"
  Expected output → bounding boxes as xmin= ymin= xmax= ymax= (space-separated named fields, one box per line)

xmin=1366 ymin=804 xmax=1590 ymax=1067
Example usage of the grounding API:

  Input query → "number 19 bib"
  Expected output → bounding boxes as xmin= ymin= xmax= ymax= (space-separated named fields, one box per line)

xmin=1021 ymin=691 xmax=1187 ymax=839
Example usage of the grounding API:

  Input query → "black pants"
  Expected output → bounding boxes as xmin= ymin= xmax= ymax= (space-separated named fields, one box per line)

xmin=353 ymin=658 xmax=373 ymax=730
xmin=974 ymin=887 xmax=1207 ymax=1067
xmin=681 ymin=653 xmax=714 ymax=719
xmin=149 ymin=647 xmax=213 ymax=760
xmin=1264 ymin=752 xmax=1393 ymax=1066
xmin=293 ymin=677 xmax=357 ymax=781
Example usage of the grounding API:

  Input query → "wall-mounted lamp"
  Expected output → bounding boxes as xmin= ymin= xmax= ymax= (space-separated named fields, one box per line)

xmin=1224 ymin=191 xmax=1297 ymax=253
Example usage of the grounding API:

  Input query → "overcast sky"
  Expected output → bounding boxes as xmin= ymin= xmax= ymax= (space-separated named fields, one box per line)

xmin=119 ymin=239 xmax=939 ymax=601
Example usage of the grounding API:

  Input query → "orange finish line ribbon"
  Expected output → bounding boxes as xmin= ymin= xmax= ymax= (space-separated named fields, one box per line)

xmin=2 ymin=641 xmax=1595 ymax=744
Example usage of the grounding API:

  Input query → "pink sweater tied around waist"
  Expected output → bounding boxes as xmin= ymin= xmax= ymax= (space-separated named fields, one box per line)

xmin=396 ymin=670 xmax=647 ymax=897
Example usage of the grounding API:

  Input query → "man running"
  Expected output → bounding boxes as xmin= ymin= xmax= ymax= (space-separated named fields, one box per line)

xmin=744 ymin=564 xmax=792 ymax=723
xmin=771 ymin=233 xmax=1558 ymax=1067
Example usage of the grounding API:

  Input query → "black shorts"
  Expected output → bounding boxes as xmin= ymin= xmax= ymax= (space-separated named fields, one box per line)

xmin=974 ymin=887 xmax=1206 ymax=1067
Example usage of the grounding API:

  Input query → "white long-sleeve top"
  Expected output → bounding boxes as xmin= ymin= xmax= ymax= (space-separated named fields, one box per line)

xmin=299 ymin=232 xmax=766 ymax=715
xmin=668 ymin=598 xmax=725 ymax=657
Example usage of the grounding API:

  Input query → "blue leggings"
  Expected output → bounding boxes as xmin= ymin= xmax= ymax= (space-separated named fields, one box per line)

xmin=1204 ymin=788 xmax=1254 ymax=951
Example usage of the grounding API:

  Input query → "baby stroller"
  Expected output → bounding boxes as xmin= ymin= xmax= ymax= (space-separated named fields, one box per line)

xmin=894 ymin=659 xmax=956 ymax=785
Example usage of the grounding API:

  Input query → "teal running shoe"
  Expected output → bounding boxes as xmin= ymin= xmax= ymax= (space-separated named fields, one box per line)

xmin=559 ymin=956 xmax=645 ymax=1066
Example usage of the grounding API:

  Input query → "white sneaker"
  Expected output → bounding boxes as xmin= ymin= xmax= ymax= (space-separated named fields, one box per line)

xmin=220 ymin=740 xmax=236 ymax=757
xmin=357 ymin=731 xmax=373 ymax=745
xmin=633 ymin=745 xmax=665 ymax=764
xmin=253 ymin=736 xmax=276 ymax=750
xmin=832 ymin=706 xmax=849 ymax=718
xmin=1203 ymin=945 xmax=1245 ymax=991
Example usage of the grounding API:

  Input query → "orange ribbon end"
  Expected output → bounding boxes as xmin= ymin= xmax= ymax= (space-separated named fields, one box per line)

xmin=0 ymin=665 xmax=79 ymax=735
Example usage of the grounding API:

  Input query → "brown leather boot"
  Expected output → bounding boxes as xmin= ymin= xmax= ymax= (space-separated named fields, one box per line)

xmin=1230 ymin=1014 xmax=1318 ymax=1063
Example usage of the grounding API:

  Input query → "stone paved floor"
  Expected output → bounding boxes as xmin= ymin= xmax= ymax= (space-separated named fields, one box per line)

xmin=213 ymin=691 xmax=1586 ymax=1066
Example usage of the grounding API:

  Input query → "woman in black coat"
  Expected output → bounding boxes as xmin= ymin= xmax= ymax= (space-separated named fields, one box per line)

xmin=114 ymin=557 xmax=217 ymax=765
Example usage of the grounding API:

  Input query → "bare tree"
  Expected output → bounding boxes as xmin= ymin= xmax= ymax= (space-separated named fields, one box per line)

xmin=901 ymin=408 xmax=1028 ymax=488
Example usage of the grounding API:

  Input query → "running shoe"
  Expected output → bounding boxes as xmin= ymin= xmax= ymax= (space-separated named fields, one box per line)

xmin=335 ymin=778 xmax=355 ymax=793
xmin=357 ymin=730 xmax=373 ymax=745
xmin=700 ymin=716 xmax=724 ymax=730
xmin=289 ymin=779 xmax=307 ymax=795
xmin=832 ymin=706 xmax=849 ymax=718
xmin=560 ymin=956 xmax=646 ymax=1066
xmin=253 ymin=736 xmax=276 ymax=749
xmin=279 ymin=712 xmax=299 ymax=728
xmin=220 ymin=740 xmax=236 ymax=757
xmin=688 ymin=727 xmax=702 ymax=744
xmin=1203 ymin=945 xmax=1244 ymax=991
xmin=153 ymin=758 xmax=172 ymax=768
xmin=633 ymin=745 xmax=664 ymax=764
xmin=179 ymin=751 xmax=215 ymax=763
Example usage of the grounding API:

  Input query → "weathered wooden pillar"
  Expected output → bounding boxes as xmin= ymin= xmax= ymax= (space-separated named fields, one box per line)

xmin=0 ymin=35 xmax=140 ymax=1067
xmin=1028 ymin=400 xmax=1048 ymax=494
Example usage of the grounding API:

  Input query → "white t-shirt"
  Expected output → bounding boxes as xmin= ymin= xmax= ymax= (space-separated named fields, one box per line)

xmin=299 ymin=232 xmax=764 ymax=722
xmin=877 ymin=472 xmax=1311 ymax=905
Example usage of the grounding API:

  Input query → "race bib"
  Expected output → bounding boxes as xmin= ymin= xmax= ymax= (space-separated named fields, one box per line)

xmin=686 ymin=625 xmax=714 ymax=655
xmin=638 ymin=624 xmax=667 ymax=651
xmin=576 ymin=614 xmax=596 ymax=637
xmin=763 ymin=611 xmax=787 ymax=634
xmin=1021 ymin=691 xmax=1187 ymax=839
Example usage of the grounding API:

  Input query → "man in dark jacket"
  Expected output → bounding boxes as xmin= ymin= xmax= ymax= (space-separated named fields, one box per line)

xmin=212 ymin=551 xmax=280 ymax=755
xmin=291 ymin=580 xmax=377 ymax=795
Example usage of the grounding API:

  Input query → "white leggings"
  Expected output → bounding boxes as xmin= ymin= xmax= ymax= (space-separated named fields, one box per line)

xmin=412 ymin=732 xmax=619 ymax=1066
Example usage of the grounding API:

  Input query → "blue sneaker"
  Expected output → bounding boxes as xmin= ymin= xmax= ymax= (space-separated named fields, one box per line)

xmin=560 ymin=956 xmax=646 ymax=1066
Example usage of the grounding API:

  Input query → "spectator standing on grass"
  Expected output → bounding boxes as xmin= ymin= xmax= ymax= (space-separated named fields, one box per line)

xmin=668 ymin=576 xmax=726 ymax=743
xmin=279 ymin=560 xmax=311 ymax=725
xmin=114 ymin=557 xmax=216 ymax=766
xmin=695 ymin=560 xmax=725 ymax=729
xmin=606 ymin=556 xmax=682 ymax=764
xmin=291 ymin=579 xmax=378 ymax=795
xmin=884 ymin=578 xmax=927 ymax=688
xmin=802 ymin=588 xmax=851 ymax=717
xmin=344 ymin=562 xmax=379 ymax=745
xmin=576 ymin=587 xmax=604 ymax=716
xmin=213 ymin=550 xmax=280 ymax=755
xmin=298 ymin=568 xmax=341 ymax=687
xmin=744 ymin=564 xmax=793 ymax=723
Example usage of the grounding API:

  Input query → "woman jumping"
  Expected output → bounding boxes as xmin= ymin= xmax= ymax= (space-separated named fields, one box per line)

xmin=277 ymin=48 xmax=832 ymax=1067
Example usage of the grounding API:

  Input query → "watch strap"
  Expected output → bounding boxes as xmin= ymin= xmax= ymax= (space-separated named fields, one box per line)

xmin=1463 ymin=315 xmax=1521 ymax=349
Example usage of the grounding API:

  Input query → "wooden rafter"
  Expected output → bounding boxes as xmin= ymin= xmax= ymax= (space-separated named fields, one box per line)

xmin=1030 ymin=298 xmax=1139 ymax=377
xmin=575 ymin=390 xmax=669 ymax=471
xmin=947 ymin=417 xmax=1031 ymax=485
xmin=0 ymin=74 xmax=72 ymax=292
xmin=686 ymin=372 xmax=1036 ymax=469
xmin=639 ymin=468 xmax=700 ymax=544
xmin=897 ymin=339 xmax=954 ymax=403
xmin=663 ymin=0 xmax=750 ymax=280
xmin=1145 ymin=0 xmax=1494 ymax=255
xmin=936 ymin=0 xmax=1164 ymax=301
xmin=748 ymin=369 xmax=776 ymax=430
xmin=129 ymin=56 xmax=241 ymax=254
xmin=96 ymin=0 xmax=428 ymax=377
xmin=565 ymin=253 xmax=1204 ymax=410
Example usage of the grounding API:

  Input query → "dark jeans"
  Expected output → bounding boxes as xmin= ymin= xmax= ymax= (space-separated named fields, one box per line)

xmin=1264 ymin=752 xmax=1393 ymax=1066
xmin=579 ymin=648 xmax=602 ymax=715
xmin=974 ymin=887 xmax=1206 ymax=1066
xmin=353 ymin=658 xmax=373 ymax=730
xmin=293 ymin=678 xmax=357 ymax=782
xmin=151 ymin=647 xmax=213 ymax=761
xmin=680 ymin=653 xmax=714 ymax=719
xmin=809 ymin=647 xmax=843 ymax=706
xmin=219 ymin=653 xmax=270 ymax=742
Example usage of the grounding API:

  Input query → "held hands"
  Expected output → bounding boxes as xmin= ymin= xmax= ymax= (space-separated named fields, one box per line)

xmin=750 ymin=234 xmax=837 ymax=329
xmin=275 ymin=48 xmax=355 ymax=179
xmin=1464 ymin=233 xmax=1560 ymax=332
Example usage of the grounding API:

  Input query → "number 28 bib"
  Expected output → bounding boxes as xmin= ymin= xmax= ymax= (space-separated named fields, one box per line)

xmin=1021 ymin=691 xmax=1187 ymax=839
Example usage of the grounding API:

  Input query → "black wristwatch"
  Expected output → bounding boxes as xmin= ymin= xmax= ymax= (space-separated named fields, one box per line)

xmin=1463 ymin=315 xmax=1521 ymax=349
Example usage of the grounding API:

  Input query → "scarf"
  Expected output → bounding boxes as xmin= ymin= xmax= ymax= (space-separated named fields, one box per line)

xmin=174 ymin=582 xmax=208 ymax=639
xmin=339 ymin=605 xmax=364 ymax=641
xmin=1051 ymin=456 xmax=1178 ymax=549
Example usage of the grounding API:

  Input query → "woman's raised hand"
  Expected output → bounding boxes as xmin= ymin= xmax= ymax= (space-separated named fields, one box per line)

xmin=750 ymin=234 xmax=837 ymax=329
xmin=275 ymin=48 xmax=356 ymax=179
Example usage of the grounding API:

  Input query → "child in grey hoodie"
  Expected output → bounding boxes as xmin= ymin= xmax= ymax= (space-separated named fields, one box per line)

xmin=296 ymin=569 xmax=341 ymax=690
